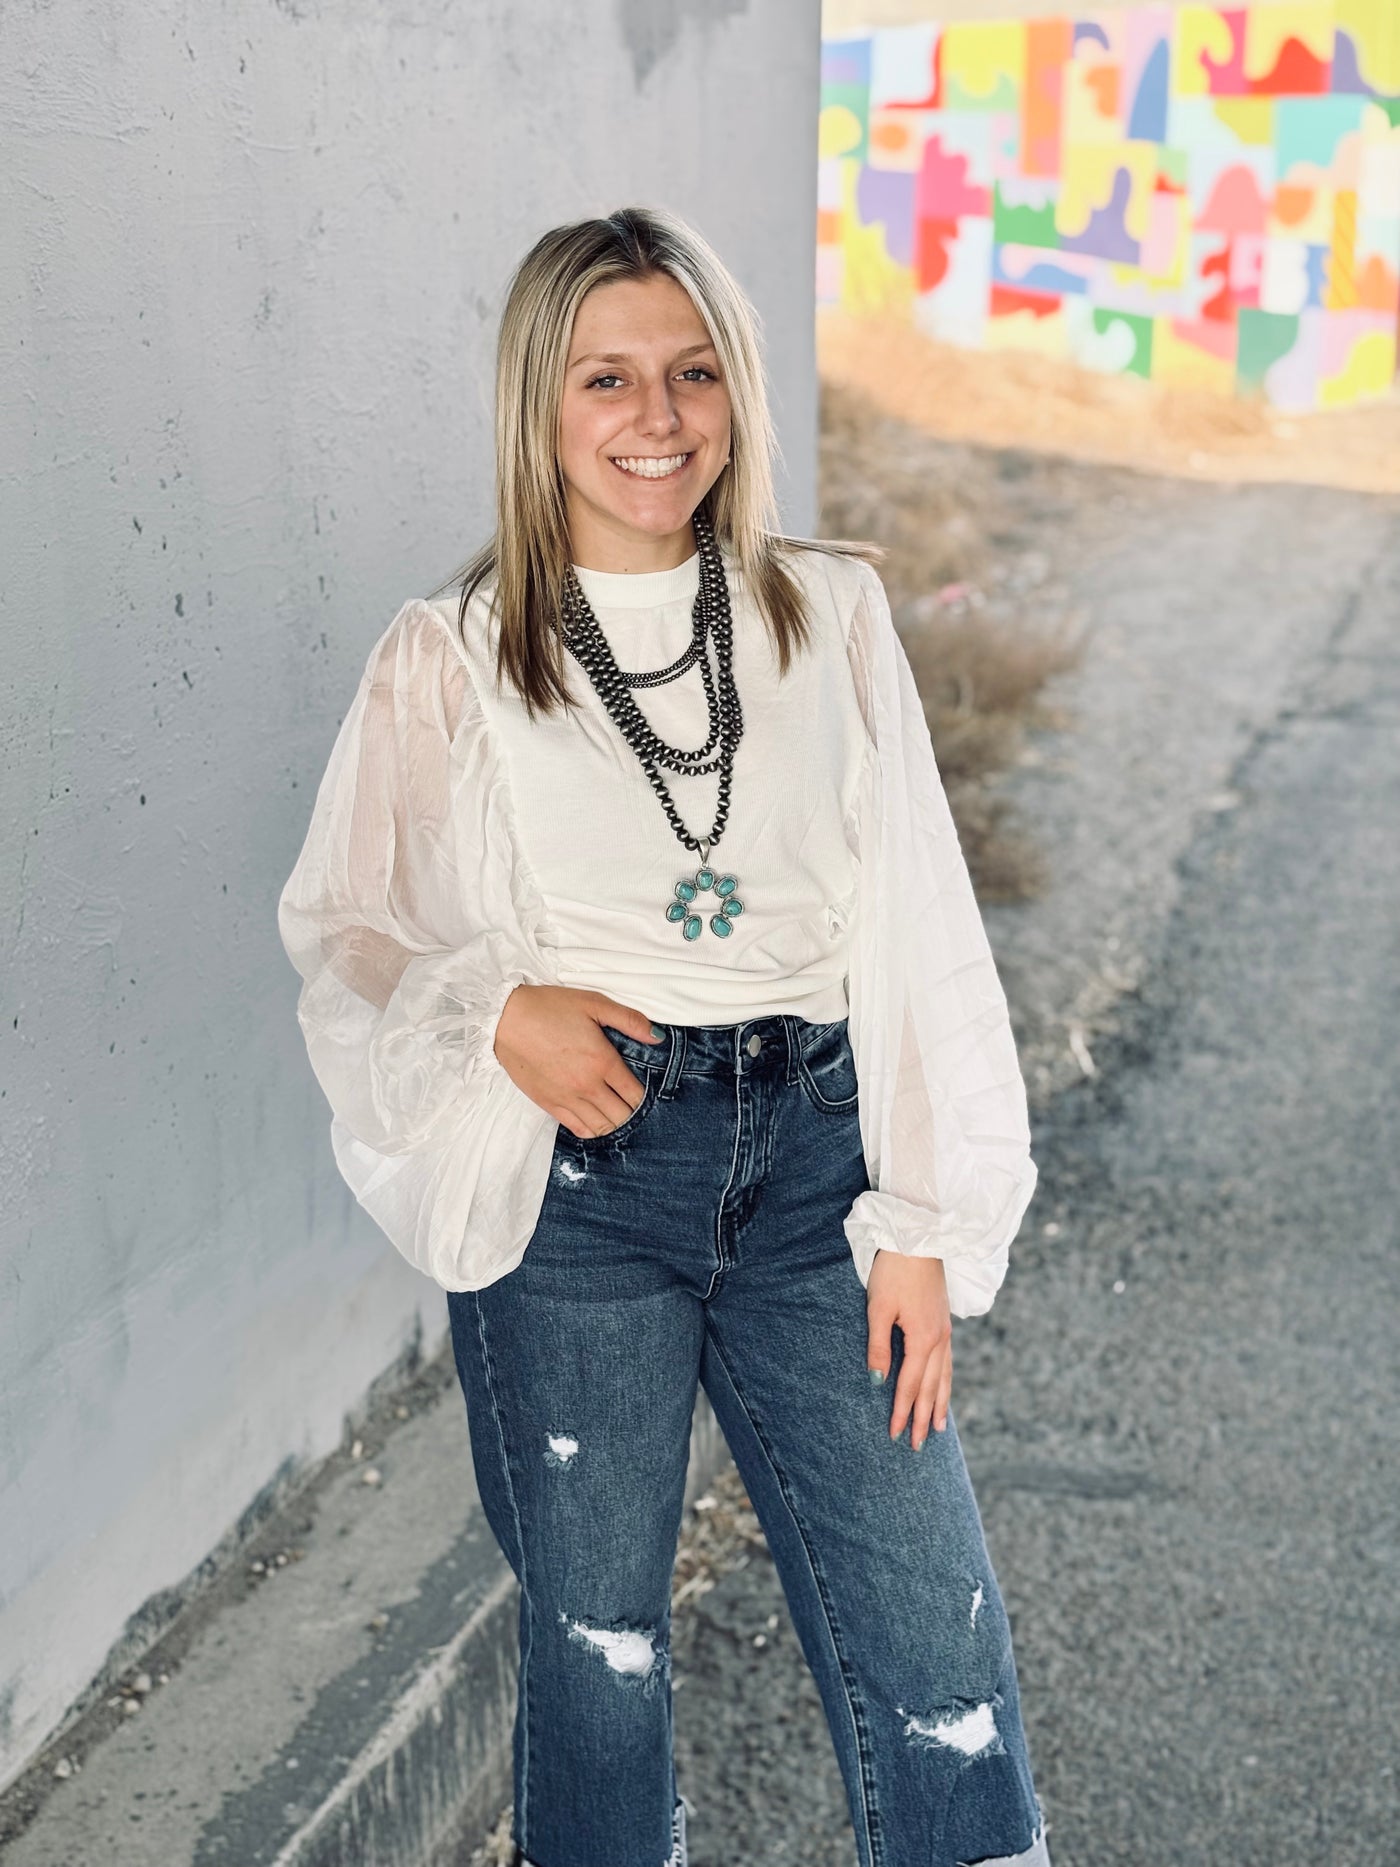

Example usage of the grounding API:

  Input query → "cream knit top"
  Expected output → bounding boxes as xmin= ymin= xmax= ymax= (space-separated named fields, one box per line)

xmin=460 ymin=544 xmax=865 ymax=1028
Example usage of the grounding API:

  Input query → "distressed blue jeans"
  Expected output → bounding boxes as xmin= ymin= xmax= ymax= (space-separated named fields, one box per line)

xmin=446 ymin=1014 xmax=1050 ymax=1867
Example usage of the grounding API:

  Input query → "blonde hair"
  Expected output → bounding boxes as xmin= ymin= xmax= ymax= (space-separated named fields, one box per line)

xmin=429 ymin=204 xmax=879 ymax=719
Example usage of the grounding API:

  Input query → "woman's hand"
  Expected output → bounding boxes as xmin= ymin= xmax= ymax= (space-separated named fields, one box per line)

xmin=494 ymin=984 xmax=664 ymax=1138
xmin=866 ymin=1252 xmax=953 ymax=1451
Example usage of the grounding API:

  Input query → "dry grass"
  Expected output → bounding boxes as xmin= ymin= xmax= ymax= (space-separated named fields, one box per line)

xmin=817 ymin=306 xmax=1400 ymax=898
xmin=668 ymin=1460 xmax=768 ymax=1611
xmin=818 ymin=305 xmax=1400 ymax=494
xmin=818 ymin=376 xmax=1086 ymax=901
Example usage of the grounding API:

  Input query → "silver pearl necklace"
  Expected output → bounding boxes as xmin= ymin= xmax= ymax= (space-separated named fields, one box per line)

xmin=560 ymin=507 xmax=747 ymax=941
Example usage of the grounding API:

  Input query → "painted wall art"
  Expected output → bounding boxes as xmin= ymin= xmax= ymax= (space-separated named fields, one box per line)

xmin=819 ymin=2 xmax=1400 ymax=408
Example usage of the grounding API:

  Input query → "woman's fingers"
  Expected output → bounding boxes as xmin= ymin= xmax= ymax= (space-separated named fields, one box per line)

xmin=590 ymin=992 xmax=666 ymax=1047
xmin=866 ymin=1294 xmax=894 ymax=1389
xmin=577 ymin=1067 xmax=646 ymax=1135
xmin=910 ymin=1336 xmax=953 ymax=1449
xmin=559 ymin=1097 xmax=624 ymax=1138
xmin=934 ymin=1345 xmax=953 ymax=1435
xmin=556 ymin=1065 xmax=648 ymax=1138
xmin=865 ymin=1253 xmax=954 ymax=1450
xmin=889 ymin=1332 xmax=931 ymax=1443
xmin=494 ymin=984 xmax=660 ymax=1127
xmin=603 ymin=1062 xmax=648 ymax=1114
xmin=886 ymin=1318 xmax=953 ymax=1449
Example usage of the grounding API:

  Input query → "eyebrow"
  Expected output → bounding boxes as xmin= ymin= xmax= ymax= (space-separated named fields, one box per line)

xmin=568 ymin=340 xmax=718 ymax=371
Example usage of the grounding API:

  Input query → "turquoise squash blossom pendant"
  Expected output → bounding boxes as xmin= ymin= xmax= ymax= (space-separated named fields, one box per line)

xmin=663 ymin=840 xmax=745 ymax=941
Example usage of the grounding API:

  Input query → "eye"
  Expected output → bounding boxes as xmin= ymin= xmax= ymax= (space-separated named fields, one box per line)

xmin=583 ymin=366 xmax=717 ymax=391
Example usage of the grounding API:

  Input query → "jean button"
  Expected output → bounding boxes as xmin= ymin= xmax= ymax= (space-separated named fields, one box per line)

xmin=746 ymin=1033 xmax=762 ymax=1057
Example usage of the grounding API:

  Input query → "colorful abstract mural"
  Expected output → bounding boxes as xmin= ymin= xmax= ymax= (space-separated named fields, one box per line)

xmin=818 ymin=1 xmax=1400 ymax=409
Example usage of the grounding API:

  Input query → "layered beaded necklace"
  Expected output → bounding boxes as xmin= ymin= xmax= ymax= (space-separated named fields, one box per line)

xmin=560 ymin=505 xmax=746 ymax=941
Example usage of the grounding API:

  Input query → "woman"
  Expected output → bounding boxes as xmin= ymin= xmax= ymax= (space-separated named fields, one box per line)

xmin=278 ymin=206 xmax=1050 ymax=1867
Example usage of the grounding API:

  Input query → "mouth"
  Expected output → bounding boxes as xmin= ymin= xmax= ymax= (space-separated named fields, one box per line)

xmin=609 ymin=451 xmax=693 ymax=481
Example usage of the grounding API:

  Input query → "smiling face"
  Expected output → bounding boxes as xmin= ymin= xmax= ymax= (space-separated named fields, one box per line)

xmin=558 ymin=271 xmax=732 ymax=573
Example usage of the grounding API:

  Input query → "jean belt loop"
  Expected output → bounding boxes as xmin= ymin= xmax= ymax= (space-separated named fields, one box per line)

xmin=659 ymin=1023 xmax=687 ymax=1098
xmin=782 ymin=1015 xmax=800 ymax=1086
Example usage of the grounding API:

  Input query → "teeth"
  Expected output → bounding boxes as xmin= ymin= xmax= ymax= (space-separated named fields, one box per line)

xmin=612 ymin=454 xmax=690 ymax=479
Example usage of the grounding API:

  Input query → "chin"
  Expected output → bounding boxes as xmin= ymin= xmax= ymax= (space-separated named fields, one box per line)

xmin=596 ymin=492 xmax=696 ymax=533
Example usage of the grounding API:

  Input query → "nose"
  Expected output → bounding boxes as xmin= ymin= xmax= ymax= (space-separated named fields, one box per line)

xmin=635 ymin=375 xmax=682 ymax=437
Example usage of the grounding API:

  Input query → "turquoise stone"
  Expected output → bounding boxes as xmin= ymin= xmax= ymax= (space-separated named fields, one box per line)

xmin=665 ymin=900 xmax=687 ymax=922
xmin=682 ymin=914 xmax=703 ymax=941
xmin=695 ymin=867 xmax=715 ymax=891
xmin=709 ymin=913 xmax=732 ymax=938
xmin=721 ymin=896 xmax=744 ymax=917
xmin=715 ymin=875 xmax=737 ymax=897
xmin=675 ymin=880 xmax=697 ymax=901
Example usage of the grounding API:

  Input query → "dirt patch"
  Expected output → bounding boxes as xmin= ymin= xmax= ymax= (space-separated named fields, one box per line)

xmin=818 ymin=306 xmax=1400 ymax=496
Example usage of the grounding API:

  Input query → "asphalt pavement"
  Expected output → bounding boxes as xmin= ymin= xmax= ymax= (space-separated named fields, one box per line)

xmin=664 ymin=464 xmax=1400 ymax=1867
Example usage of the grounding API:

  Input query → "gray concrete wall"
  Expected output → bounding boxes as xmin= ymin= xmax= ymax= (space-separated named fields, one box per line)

xmin=0 ymin=0 xmax=820 ymax=1791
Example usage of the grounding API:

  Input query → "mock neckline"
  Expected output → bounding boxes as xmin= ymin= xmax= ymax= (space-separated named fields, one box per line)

xmin=570 ymin=550 xmax=700 ymax=609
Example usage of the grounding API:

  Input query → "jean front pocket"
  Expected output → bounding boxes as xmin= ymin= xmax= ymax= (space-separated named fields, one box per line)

xmin=796 ymin=1020 xmax=860 ymax=1115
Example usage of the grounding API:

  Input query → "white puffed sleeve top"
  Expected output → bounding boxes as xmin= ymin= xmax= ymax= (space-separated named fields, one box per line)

xmin=276 ymin=543 xmax=1039 ymax=1317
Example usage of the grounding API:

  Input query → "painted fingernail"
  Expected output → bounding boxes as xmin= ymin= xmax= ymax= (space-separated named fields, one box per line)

xmin=868 ymin=1368 xmax=886 ymax=1386
xmin=912 ymin=1436 xmax=926 ymax=1452
xmin=650 ymin=1023 xmax=665 ymax=1039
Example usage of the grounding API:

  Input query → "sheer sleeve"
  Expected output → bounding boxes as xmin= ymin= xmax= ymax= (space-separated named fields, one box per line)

xmin=277 ymin=598 xmax=557 ymax=1288
xmin=841 ymin=559 xmax=1039 ymax=1318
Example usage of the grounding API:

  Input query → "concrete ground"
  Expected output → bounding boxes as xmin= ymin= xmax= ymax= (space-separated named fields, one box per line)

xmin=6 ymin=457 xmax=1398 ymax=1867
